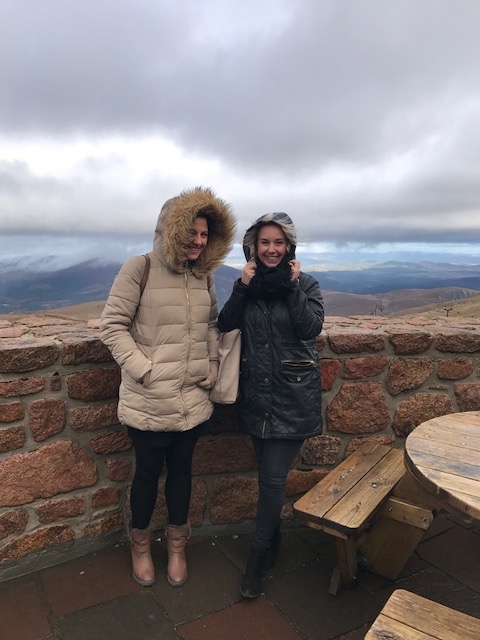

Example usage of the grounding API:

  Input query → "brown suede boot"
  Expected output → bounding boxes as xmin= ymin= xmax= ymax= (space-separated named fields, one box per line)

xmin=129 ymin=525 xmax=155 ymax=586
xmin=166 ymin=523 xmax=191 ymax=587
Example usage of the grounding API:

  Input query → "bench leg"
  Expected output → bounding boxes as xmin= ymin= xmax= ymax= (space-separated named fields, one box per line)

xmin=359 ymin=493 xmax=434 ymax=580
xmin=330 ymin=536 xmax=357 ymax=595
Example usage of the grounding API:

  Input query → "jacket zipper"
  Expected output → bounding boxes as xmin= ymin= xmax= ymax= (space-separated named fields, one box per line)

xmin=181 ymin=271 xmax=191 ymax=428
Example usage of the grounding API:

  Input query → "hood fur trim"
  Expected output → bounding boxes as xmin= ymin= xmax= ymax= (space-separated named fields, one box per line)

xmin=153 ymin=186 xmax=236 ymax=276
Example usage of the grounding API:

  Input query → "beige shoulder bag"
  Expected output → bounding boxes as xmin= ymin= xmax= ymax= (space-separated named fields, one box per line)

xmin=210 ymin=329 xmax=241 ymax=404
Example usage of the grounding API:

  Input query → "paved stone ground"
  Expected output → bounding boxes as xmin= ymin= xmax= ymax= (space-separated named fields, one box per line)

xmin=1 ymin=517 xmax=480 ymax=640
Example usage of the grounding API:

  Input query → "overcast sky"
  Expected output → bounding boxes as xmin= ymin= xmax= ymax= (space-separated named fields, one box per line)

xmin=1 ymin=0 xmax=479 ymax=265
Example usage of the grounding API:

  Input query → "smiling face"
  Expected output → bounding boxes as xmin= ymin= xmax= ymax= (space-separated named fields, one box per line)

xmin=256 ymin=223 xmax=288 ymax=268
xmin=185 ymin=215 xmax=209 ymax=261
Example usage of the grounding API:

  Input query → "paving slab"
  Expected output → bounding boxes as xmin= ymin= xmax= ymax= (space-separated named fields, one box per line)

xmin=265 ymin=557 xmax=393 ymax=640
xmin=40 ymin=544 xmax=142 ymax=616
xmin=179 ymin=597 xmax=303 ymax=640
xmin=397 ymin=564 xmax=480 ymax=619
xmin=0 ymin=577 xmax=51 ymax=640
xmin=56 ymin=592 xmax=179 ymax=640
xmin=215 ymin=531 xmax=320 ymax=578
xmin=151 ymin=537 xmax=242 ymax=626
xmin=417 ymin=524 xmax=480 ymax=592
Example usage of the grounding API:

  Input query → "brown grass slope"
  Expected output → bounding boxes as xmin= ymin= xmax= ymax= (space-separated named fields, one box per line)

xmin=387 ymin=291 xmax=480 ymax=319
xmin=324 ymin=287 xmax=480 ymax=318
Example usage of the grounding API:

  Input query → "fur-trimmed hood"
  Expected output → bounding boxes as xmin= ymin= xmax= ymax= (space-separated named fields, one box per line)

xmin=242 ymin=212 xmax=297 ymax=262
xmin=153 ymin=186 xmax=236 ymax=277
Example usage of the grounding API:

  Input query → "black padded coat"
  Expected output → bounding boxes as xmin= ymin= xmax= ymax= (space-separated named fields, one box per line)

xmin=217 ymin=273 xmax=324 ymax=440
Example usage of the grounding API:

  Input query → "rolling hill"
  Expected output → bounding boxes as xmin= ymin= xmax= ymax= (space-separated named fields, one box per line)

xmin=1 ymin=258 xmax=480 ymax=319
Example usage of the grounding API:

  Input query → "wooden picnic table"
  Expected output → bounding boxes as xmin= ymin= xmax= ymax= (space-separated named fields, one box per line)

xmin=293 ymin=411 xmax=480 ymax=590
xmin=360 ymin=410 xmax=480 ymax=580
xmin=405 ymin=410 xmax=480 ymax=521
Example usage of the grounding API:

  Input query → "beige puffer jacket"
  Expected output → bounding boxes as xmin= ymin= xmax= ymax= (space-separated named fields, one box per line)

xmin=100 ymin=187 xmax=236 ymax=432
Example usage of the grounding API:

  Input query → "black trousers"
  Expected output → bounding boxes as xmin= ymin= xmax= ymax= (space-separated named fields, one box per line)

xmin=250 ymin=435 xmax=304 ymax=550
xmin=128 ymin=425 xmax=203 ymax=530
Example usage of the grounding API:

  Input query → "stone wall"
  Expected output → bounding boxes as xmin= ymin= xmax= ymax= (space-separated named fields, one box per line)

xmin=1 ymin=312 xmax=480 ymax=581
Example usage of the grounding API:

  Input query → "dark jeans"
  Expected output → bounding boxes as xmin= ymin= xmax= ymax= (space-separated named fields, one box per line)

xmin=250 ymin=435 xmax=303 ymax=550
xmin=128 ymin=426 xmax=202 ymax=530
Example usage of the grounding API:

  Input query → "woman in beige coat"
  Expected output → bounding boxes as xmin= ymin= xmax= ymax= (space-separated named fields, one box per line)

xmin=100 ymin=187 xmax=235 ymax=587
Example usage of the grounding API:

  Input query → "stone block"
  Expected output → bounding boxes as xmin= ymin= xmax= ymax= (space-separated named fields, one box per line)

xmin=67 ymin=368 xmax=120 ymax=401
xmin=0 ymin=326 xmax=27 ymax=338
xmin=0 ymin=426 xmax=26 ymax=453
xmin=392 ymin=392 xmax=454 ymax=436
xmin=328 ymin=330 xmax=386 ymax=354
xmin=62 ymin=336 xmax=114 ymax=365
xmin=0 ymin=508 xmax=29 ymax=539
xmin=35 ymin=497 xmax=86 ymax=524
xmin=34 ymin=326 xmax=87 ymax=337
xmin=0 ymin=525 xmax=75 ymax=562
xmin=91 ymin=487 xmax=120 ymax=509
xmin=210 ymin=476 xmax=257 ymax=524
xmin=84 ymin=512 xmax=123 ymax=537
xmin=302 ymin=435 xmax=342 ymax=466
xmin=105 ymin=458 xmax=132 ymax=482
xmin=436 ymin=331 xmax=480 ymax=353
xmin=70 ymin=403 xmax=119 ymax=432
xmin=344 ymin=356 xmax=389 ymax=379
xmin=192 ymin=436 xmax=256 ymax=475
xmin=438 ymin=358 xmax=475 ymax=380
xmin=388 ymin=331 xmax=433 ymax=355
xmin=0 ymin=337 xmax=59 ymax=373
xmin=326 ymin=381 xmax=390 ymax=433
xmin=454 ymin=383 xmax=480 ymax=411
xmin=344 ymin=435 xmax=396 ymax=458
xmin=0 ymin=377 xmax=45 ymax=398
xmin=387 ymin=358 xmax=435 ymax=396
xmin=0 ymin=402 xmax=24 ymax=423
xmin=19 ymin=316 xmax=73 ymax=328
xmin=0 ymin=441 xmax=98 ymax=507
xmin=320 ymin=359 xmax=341 ymax=390
xmin=29 ymin=398 xmax=66 ymax=441
xmin=89 ymin=431 xmax=132 ymax=455
xmin=285 ymin=468 xmax=328 ymax=497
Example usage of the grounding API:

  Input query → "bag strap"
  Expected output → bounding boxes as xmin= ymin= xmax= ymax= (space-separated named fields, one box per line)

xmin=139 ymin=254 xmax=151 ymax=296
xmin=131 ymin=254 xmax=150 ymax=330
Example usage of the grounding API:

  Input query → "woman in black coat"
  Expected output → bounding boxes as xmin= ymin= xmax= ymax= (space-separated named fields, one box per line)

xmin=218 ymin=212 xmax=324 ymax=598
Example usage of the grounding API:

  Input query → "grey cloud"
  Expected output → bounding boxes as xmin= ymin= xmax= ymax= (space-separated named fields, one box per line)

xmin=4 ymin=1 xmax=480 ymax=171
xmin=1 ymin=0 xmax=480 ymax=247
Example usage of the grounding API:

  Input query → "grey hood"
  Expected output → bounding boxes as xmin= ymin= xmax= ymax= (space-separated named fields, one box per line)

xmin=242 ymin=212 xmax=297 ymax=262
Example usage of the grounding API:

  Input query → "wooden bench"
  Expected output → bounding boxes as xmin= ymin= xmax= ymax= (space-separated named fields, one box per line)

xmin=366 ymin=589 xmax=480 ymax=639
xmin=293 ymin=442 xmax=406 ymax=595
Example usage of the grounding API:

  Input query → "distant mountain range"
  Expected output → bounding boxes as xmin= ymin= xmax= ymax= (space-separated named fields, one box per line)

xmin=1 ymin=257 xmax=480 ymax=317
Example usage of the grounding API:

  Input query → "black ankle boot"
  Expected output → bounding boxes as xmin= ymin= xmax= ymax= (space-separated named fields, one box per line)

xmin=240 ymin=548 xmax=267 ymax=599
xmin=263 ymin=527 xmax=282 ymax=572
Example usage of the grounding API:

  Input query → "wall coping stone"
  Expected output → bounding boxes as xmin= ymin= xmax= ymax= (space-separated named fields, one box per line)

xmin=1 ymin=312 xmax=480 ymax=339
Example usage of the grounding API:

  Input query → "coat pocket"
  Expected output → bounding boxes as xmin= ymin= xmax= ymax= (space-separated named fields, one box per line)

xmin=280 ymin=360 xmax=315 ymax=383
